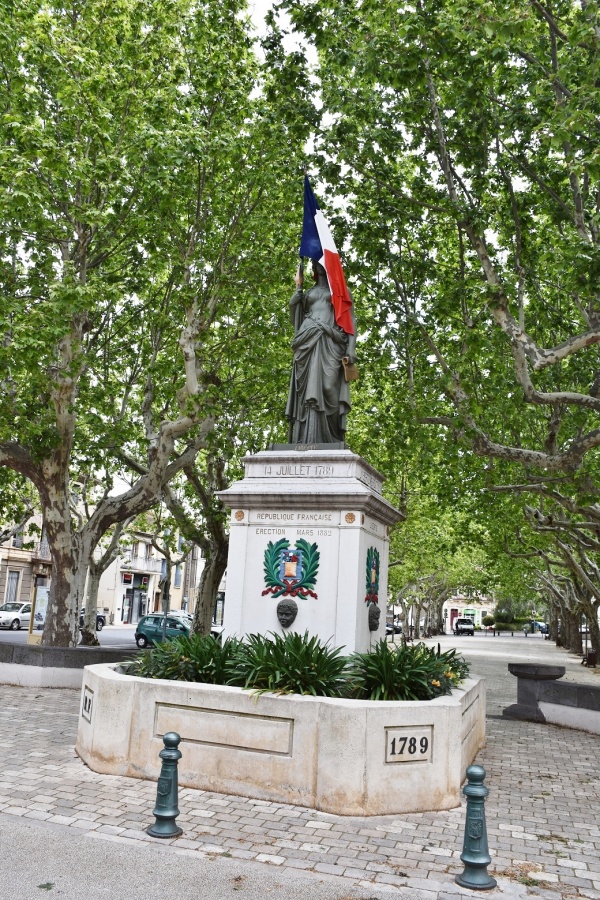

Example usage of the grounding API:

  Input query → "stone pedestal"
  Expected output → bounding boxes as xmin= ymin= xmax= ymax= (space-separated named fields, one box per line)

xmin=217 ymin=450 xmax=403 ymax=654
xmin=503 ymin=663 xmax=565 ymax=722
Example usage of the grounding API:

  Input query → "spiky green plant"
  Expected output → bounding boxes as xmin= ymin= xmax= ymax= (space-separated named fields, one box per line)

xmin=347 ymin=641 xmax=470 ymax=701
xmin=225 ymin=631 xmax=348 ymax=696
xmin=128 ymin=634 xmax=242 ymax=683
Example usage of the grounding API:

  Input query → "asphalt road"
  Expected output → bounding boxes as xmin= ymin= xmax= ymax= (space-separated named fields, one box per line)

xmin=2 ymin=815 xmax=415 ymax=900
xmin=0 ymin=624 xmax=138 ymax=648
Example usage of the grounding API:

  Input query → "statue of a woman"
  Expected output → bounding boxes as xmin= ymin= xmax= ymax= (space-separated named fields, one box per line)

xmin=286 ymin=260 xmax=357 ymax=444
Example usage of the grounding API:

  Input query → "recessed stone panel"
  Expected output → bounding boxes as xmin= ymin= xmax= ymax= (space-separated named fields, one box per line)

xmin=154 ymin=702 xmax=293 ymax=756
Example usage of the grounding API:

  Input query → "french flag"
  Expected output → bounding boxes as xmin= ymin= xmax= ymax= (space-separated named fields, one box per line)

xmin=299 ymin=175 xmax=354 ymax=335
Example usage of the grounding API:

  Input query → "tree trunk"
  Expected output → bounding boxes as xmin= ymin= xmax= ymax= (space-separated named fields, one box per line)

xmin=193 ymin=543 xmax=228 ymax=636
xmin=588 ymin=613 xmax=600 ymax=657
xmin=40 ymin=479 xmax=92 ymax=647
xmin=80 ymin=522 xmax=128 ymax=646
xmin=548 ymin=602 xmax=559 ymax=641
xmin=42 ymin=540 xmax=88 ymax=647
xmin=566 ymin=610 xmax=582 ymax=654
xmin=413 ymin=601 xmax=422 ymax=640
xmin=80 ymin=568 xmax=101 ymax=646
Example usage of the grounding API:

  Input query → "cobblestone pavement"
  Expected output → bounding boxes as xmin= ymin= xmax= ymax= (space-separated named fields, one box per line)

xmin=1 ymin=636 xmax=599 ymax=900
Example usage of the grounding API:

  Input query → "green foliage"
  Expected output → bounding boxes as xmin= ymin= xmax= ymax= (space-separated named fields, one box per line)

xmin=0 ymin=0 xmax=312 ymax=644
xmin=226 ymin=631 xmax=348 ymax=697
xmin=482 ymin=615 xmax=495 ymax=627
xmin=129 ymin=634 xmax=242 ymax=684
xmin=493 ymin=609 xmax=512 ymax=624
xmin=127 ymin=632 xmax=471 ymax=702
xmin=494 ymin=623 xmax=517 ymax=632
xmin=346 ymin=641 xmax=470 ymax=702
xmin=273 ymin=0 xmax=600 ymax=635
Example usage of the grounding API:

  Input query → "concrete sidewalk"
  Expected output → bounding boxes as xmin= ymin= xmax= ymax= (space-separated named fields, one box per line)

xmin=1 ymin=635 xmax=599 ymax=900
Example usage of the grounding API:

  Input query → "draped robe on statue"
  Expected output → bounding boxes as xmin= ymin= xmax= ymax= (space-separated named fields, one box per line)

xmin=286 ymin=280 xmax=352 ymax=444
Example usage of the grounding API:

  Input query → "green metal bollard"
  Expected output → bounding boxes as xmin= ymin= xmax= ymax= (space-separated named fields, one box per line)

xmin=455 ymin=765 xmax=497 ymax=891
xmin=147 ymin=732 xmax=183 ymax=839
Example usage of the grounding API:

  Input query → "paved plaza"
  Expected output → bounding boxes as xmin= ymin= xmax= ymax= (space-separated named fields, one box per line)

xmin=0 ymin=634 xmax=599 ymax=900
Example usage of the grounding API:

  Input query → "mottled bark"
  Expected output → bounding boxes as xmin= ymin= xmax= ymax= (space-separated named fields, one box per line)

xmin=588 ymin=615 xmax=600 ymax=657
xmin=193 ymin=543 xmax=228 ymax=636
xmin=80 ymin=568 xmax=101 ymax=646
xmin=80 ymin=522 xmax=128 ymax=646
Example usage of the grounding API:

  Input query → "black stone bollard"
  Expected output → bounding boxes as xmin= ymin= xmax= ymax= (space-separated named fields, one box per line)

xmin=147 ymin=732 xmax=183 ymax=839
xmin=455 ymin=765 xmax=496 ymax=891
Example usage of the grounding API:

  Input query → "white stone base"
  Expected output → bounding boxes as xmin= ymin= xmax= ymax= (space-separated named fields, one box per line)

xmin=76 ymin=663 xmax=486 ymax=816
xmin=0 ymin=662 xmax=81 ymax=689
xmin=217 ymin=450 xmax=403 ymax=654
xmin=539 ymin=701 xmax=600 ymax=735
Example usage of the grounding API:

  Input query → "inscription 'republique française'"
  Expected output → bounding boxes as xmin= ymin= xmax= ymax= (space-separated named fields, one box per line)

xmin=256 ymin=512 xmax=333 ymax=522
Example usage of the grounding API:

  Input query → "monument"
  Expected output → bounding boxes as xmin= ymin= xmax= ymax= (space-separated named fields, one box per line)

xmin=77 ymin=180 xmax=487 ymax=815
xmin=218 ymin=177 xmax=403 ymax=653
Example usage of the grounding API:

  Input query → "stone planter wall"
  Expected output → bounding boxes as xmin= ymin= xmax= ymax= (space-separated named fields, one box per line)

xmin=0 ymin=641 xmax=142 ymax=688
xmin=76 ymin=663 xmax=485 ymax=816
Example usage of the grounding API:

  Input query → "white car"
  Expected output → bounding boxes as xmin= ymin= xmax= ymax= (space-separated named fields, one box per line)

xmin=166 ymin=609 xmax=193 ymax=623
xmin=0 ymin=601 xmax=32 ymax=630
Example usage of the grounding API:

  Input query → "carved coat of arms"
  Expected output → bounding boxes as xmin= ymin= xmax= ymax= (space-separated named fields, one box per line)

xmin=365 ymin=546 xmax=380 ymax=605
xmin=262 ymin=538 xmax=320 ymax=599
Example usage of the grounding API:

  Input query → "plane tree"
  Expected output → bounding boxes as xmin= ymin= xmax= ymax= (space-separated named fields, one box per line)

xmin=0 ymin=0 xmax=309 ymax=646
xmin=273 ymin=0 xmax=600 ymax=629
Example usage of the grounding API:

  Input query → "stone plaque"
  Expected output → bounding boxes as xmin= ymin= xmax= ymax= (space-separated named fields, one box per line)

xmin=385 ymin=726 xmax=432 ymax=763
xmin=81 ymin=686 xmax=94 ymax=723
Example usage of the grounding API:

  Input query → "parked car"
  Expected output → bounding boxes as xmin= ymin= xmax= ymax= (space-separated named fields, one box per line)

xmin=135 ymin=614 xmax=191 ymax=648
xmin=79 ymin=609 xmax=106 ymax=631
xmin=386 ymin=622 xmax=403 ymax=635
xmin=167 ymin=609 xmax=193 ymax=623
xmin=536 ymin=622 xmax=549 ymax=634
xmin=0 ymin=601 xmax=32 ymax=630
xmin=453 ymin=617 xmax=475 ymax=636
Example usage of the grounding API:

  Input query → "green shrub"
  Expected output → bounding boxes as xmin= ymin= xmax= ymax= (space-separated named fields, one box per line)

xmin=482 ymin=615 xmax=495 ymax=627
xmin=226 ymin=631 xmax=348 ymax=697
xmin=346 ymin=641 xmax=470 ymax=702
xmin=494 ymin=622 xmax=516 ymax=632
xmin=493 ymin=610 xmax=511 ymax=624
xmin=129 ymin=633 xmax=242 ymax=683
xmin=127 ymin=632 xmax=471 ymax=703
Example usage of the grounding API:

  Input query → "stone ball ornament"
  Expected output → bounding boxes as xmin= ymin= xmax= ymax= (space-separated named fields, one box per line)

xmin=368 ymin=603 xmax=381 ymax=632
xmin=276 ymin=598 xmax=299 ymax=629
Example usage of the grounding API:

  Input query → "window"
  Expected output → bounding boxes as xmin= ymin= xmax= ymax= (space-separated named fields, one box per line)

xmin=174 ymin=564 xmax=182 ymax=588
xmin=6 ymin=571 xmax=20 ymax=605
xmin=12 ymin=528 xmax=24 ymax=549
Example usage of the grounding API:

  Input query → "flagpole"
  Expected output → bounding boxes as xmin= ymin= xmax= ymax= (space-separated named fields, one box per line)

xmin=299 ymin=167 xmax=307 ymax=285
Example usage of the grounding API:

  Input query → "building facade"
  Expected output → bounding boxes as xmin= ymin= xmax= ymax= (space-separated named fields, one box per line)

xmin=0 ymin=518 xmax=52 ymax=610
xmin=442 ymin=597 xmax=492 ymax=633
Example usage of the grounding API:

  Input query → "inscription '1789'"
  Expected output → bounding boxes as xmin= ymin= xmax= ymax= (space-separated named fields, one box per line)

xmin=264 ymin=464 xmax=334 ymax=477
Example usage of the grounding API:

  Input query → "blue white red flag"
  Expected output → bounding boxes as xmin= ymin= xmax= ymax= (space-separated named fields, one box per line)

xmin=299 ymin=175 xmax=354 ymax=335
